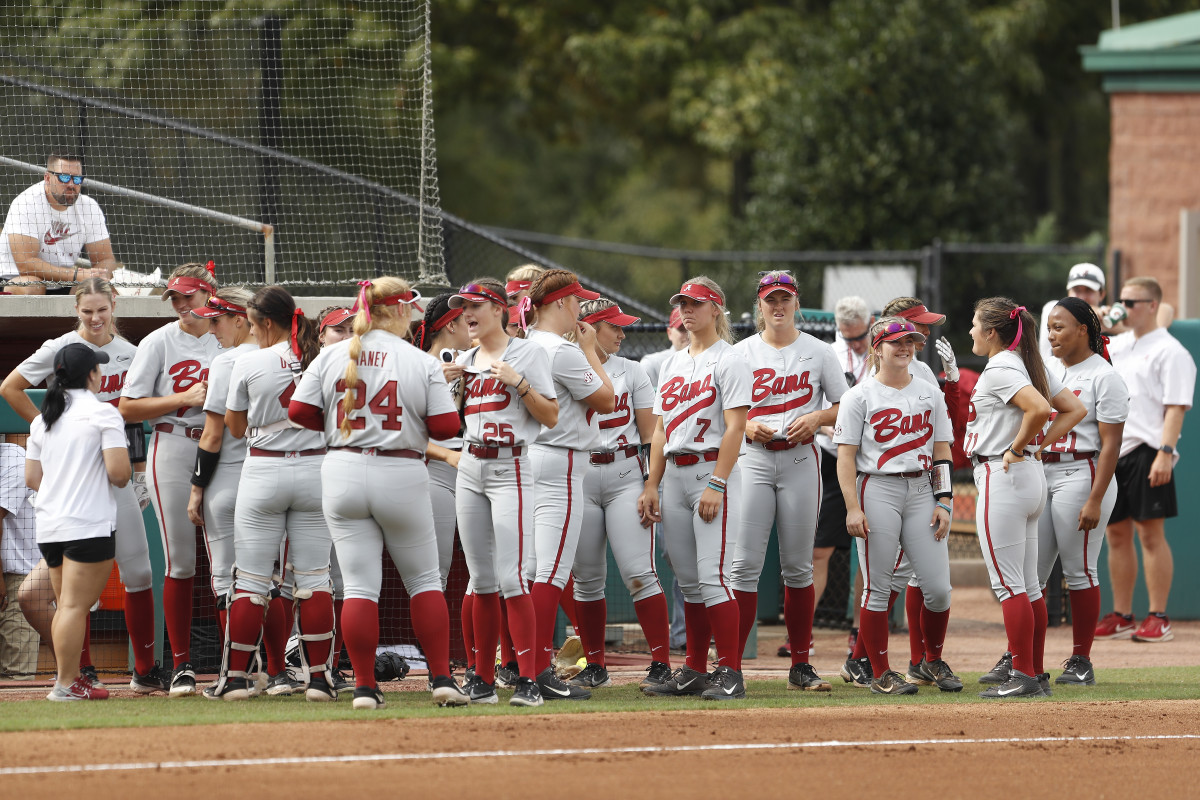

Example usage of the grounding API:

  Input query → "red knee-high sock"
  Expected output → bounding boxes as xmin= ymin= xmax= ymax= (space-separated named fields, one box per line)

xmin=124 ymin=588 xmax=157 ymax=673
xmin=733 ymin=590 xmax=758 ymax=660
xmin=1000 ymin=594 xmax=1035 ymax=676
xmin=683 ymin=601 xmax=712 ymax=673
xmin=332 ymin=598 xmax=345 ymax=670
xmin=1069 ymin=587 xmax=1101 ymax=658
xmin=921 ymin=606 xmax=950 ymax=661
xmin=410 ymin=590 xmax=451 ymax=679
xmin=784 ymin=585 xmax=816 ymax=665
xmin=297 ymin=593 xmax=336 ymax=673
xmin=498 ymin=598 xmax=515 ymax=667
xmin=504 ymin=593 xmax=538 ymax=678
xmin=461 ymin=592 xmax=476 ymax=670
xmin=340 ymin=598 xmax=379 ymax=689
xmin=1031 ymin=596 xmax=1048 ymax=675
xmin=473 ymin=593 xmax=501 ymax=683
xmin=859 ymin=608 xmax=891 ymax=677
xmin=852 ymin=590 xmax=899 ymax=660
xmin=531 ymin=581 xmax=564 ymax=673
xmin=574 ymin=599 xmax=608 ymax=667
xmin=163 ymin=576 xmax=194 ymax=667
xmin=263 ymin=595 xmax=293 ymax=676
xmin=559 ymin=575 xmax=579 ymax=630
xmin=906 ymin=586 xmax=926 ymax=664
xmin=80 ymin=613 xmax=93 ymax=669
xmin=633 ymin=594 xmax=671 ymax=666
xmin=707 ymin=599 xmax=741 ymax=671
xmin=227 ymin=596 xmax=266 ymax=676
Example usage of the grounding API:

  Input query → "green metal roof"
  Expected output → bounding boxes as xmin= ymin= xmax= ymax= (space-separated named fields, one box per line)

xmin=1081 ymin=11 xmax=1200 ymax=92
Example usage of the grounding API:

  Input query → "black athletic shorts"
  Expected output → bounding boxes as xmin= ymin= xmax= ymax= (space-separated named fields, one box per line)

xmin=1110 ymin=444 xmax=1178 ymax=523
xmin=39 ymin=532 xmax=116 ymax=567
xmin=813 ymin=450 xmax=851 ymax=549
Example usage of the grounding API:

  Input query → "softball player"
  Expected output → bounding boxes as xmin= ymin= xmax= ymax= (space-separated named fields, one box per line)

xmin=212 ymin=286 xmax=336 ymax=702
xmin=520 ymin=269 xmax=614 ymax=701
xmin=1 ymin=278 xmax=164 ymax=692
xmin=834 ymin=318 xmax=956 ymax=696
xmin=729 ymin=271 xmax=845 ymax=692
xmin=451 ymin=278 xmax=557 ymax=707
xmin=1038 ymin=298 xmax=1128 ymax=685
xmin=119 ymin=262 xmax=221 ymax=696
xmin=289 ymin=277 xmax=469 ymax=710
xmin=569 ymin=298 xmax=670 ymax=690
xmin=966 ymin=297 xmax=1086 ymax=698
xmin=640 ymin=277 xmax=751 ymax=701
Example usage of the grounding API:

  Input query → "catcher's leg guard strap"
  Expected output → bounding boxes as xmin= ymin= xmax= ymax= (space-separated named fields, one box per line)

xmin=290 ymin=564 xmax=335 ymax=676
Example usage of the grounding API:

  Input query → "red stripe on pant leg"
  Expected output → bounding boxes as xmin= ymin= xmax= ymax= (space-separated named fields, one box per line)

xmin=982 ymin=464 xmax=1014 ymax=597
xmin=1085 ymin=458 xmax=1097 ymax=588
xmin=859 ymin=476 xmax=871 ymax=598
xmin=548 ymin=451 xmax=575 ymax=578
xmin=717 ymin=486 xmax=733 ymax=601
xmin=151 ymin=434 xmax=172 ymax=575
xmin=514 ymin=458 xmax=529 ymax=596
xmin=341 ymin=598 xmax=380 ymax=689
xmin=409 ymin=590 xmax=451 ymax=679
xmin=812 ymin=444 xmax=822 ymax=519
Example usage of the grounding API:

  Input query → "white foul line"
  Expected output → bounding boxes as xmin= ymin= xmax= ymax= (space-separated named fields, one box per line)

xmin=3 ymin=733 xmax=1199 ymax=776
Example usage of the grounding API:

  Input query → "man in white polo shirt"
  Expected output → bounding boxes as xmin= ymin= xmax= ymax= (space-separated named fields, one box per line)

xmin=0 ymin=153 xmax=116 ymax=295
xmin=1095 ymin=276 xmax=1196 ymax=643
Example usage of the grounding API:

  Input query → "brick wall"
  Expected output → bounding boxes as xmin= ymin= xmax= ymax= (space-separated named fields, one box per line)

xmin=1109 ymin=92 xmax=1200 ymax=308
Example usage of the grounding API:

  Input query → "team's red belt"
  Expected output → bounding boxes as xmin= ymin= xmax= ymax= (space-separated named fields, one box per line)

xmin=331 ymin=446 xmax=422 ymax=459
xmin=746 ymin=437 xmax=814 ymax=451
xmin=249 ymin=447 xmax=327 ymax=458
xmin=154 ymin=422 xmax=203 ymax=441
xmin=468 ymin=444 xmax=524 ymax=459
xmin=670 ymin=449 xmax=720 ymax=467
xmin=1040 ymin=450 xmax=1097 ymax=464
xmin=589 ymin=445 xmax=640 ymax=465
xmin=971 ymin=451 xmax=1030 ymax=466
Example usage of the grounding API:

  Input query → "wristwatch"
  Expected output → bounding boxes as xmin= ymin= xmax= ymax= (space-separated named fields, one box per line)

xmin=1159 ymin=445 xmax=1175 ymax=456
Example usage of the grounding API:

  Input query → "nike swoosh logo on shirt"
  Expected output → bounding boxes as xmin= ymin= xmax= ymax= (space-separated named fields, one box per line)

xmin=117 ymin=355 xmax=131 ymax=362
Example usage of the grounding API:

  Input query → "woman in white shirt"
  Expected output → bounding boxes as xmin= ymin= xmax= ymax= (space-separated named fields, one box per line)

xmin=26 ymin=344 xmax=131 ymax=701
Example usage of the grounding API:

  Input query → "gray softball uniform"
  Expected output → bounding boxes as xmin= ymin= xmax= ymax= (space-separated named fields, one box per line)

xmin=729 ymin=332 xmax=846 ymax=593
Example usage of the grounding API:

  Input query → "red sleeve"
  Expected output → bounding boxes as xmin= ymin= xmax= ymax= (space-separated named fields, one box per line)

xmin=941 ymin=379 xmax=969 ymax=470
xmin=288 ymin=399 xmax=325 ymax=431
xmin=426 ymin=411 xmax=461 ymax=441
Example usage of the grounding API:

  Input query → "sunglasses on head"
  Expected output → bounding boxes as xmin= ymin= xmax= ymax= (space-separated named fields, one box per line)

xmin=50 ymin=172 xmax=84 ymax=186
xmin=758 ymin=273 xmax=796 ymax=287
xmin=459 ymin=283 xmax=506 ymax=305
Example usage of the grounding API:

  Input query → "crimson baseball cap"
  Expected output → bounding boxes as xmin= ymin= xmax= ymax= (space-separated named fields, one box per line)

xmin=53 ymin=342 xmax=109 ymax=384
xmin=670 ymin=283 xmax=724 ymax=306
xmin=582 ymin=304 xmax=640 ymax=327
xmin=1066 ymin=263 xmax=1105 ymax=292
xmin=896 ymin=303 xmax=946 ymax=326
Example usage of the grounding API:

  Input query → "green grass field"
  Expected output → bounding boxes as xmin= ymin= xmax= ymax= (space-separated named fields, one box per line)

xmin=2 ymin=666 xmax=1199 ymax=732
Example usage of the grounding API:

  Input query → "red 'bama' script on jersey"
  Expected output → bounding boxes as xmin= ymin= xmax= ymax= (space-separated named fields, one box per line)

xmin=99 ymin=372 xmax=126 ymax=397
xmin=169 ymin=360 xmax=208 ymax=392
xmin=661 ymin=374 xmax=717 ymax=438
xmin=871 ymin=408 xmax=932 ymax=469
xmin=464 ymin=374 xmax=512 ymax=415
xmin=748 ymin=368 xmax=813 ymax=419
xmin=588 ymin=391 xmax=631 ymax=430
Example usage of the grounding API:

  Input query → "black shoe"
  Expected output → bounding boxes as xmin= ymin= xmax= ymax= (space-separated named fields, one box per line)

xmin=1055 ymin=654 xmax=1096 ymax=686
xmin=509 ymin=676 xmax=544 ymax=707
xmin=331 ymin=668 xmax=352 ymax=692
xmin=641 ymin=660 xmax=673 ymax=689
xmin=203 ymin=676 xmax=250 ymax=701
xmin=352 ymin=686 xmax=386 ymax=710
xmin=305 ymin=673 xmax=338 ymax=702
xmin=130 ymin=663 xmax=169 ymax=694
xmin=463 ymin=666 xmax=476 ymax=683
xmin=642 ymin=665 xmax=710 ymax=697
xmin=776 ymin=637 xmax=791 ymax=658
xmin=169 ymin=662 xmax=197 ymax=697
xmin=494 ymin=661 xmax=519 ymax=689
xmin=788 ymin=663 xmax=831 ymax=692
xmin=979 ymin=669 xmax=1044 ymax=699
xmin=871 ymin=669 xmax=918 ymax=695
xmin=839 ymin=657 xmax=873 ymax=688
xmin=463 ymin=674 xmax=498 ymax=705
xmin=266 ymin=671 xmax=298 ymax=696
xmin=570 ymin=663 xmax=612 ymax=689
xmin=978 ymin=651 xmax=1012 ymax=685
xmin=701 ymin=665 xmax=746 ymax=700
xmin=431 ymin=675 xmax=470 ymax=707
xmin=536 ymin=666 xmax=591 ymax=700
xmin=925 ymin=659 xmax=964 ymax=692
xmin=905 ymin=659 xmax=936 ymax=685
xmin=1038 ymin=672 xmax=1053 ymax=697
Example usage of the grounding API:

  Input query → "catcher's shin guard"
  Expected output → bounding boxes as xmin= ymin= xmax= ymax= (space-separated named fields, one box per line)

xmin=214 ymin=576 xmax=271 ymax=695
xmin=290 ymin=563 xmax=335 ymax=679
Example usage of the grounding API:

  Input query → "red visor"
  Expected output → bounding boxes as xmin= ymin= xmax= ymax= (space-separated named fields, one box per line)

xmin=508 ymin=305 xmax=524 ymax=325
xmin=668 ymin=307 xmax=684 ymax=329
xmin=506 ymin=280 xmax=532 ymax=297
xmin=757 ymin=282 xmax=798 ymax=300
xmin=163 ymin=276 xmax=215 ymax=298
xmin=582 ymin=305 xmax=640 ymax=327
xmin=320 ymin=308 xmax=354 ymax=330
xmin=896 ymin=304 xmax=946 ymax=326
xmin=670 ymin=283 xmax=723 ymax=307
xmin=536 ymin=281 xmax=601 ymax=307
xmin=191 ymin=296 xmax=247 ymax=319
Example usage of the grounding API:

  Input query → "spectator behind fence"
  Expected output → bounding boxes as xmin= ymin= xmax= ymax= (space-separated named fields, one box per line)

xmin=1096 ymin=276 xmax=1196 ymax=644
xmin=1 ymin=154 xmax=116 ymax=295
xmin=0 ymin=441 xmax=39 ymax=680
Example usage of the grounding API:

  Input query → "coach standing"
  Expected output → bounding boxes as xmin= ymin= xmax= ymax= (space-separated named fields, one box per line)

xmin=1096 ymin=277 xmax=1196 ymax=644
xmin=0 ymin=153 xmax=116 ymax=295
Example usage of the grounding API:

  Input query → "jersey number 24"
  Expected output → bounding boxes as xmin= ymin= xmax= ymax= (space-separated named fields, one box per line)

xmin=333 ymin=379 xmax=404 ymax=430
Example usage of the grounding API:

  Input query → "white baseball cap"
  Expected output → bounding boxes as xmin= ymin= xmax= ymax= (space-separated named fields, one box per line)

xmin=1066 ymin=263 xmax=1105 ymax=292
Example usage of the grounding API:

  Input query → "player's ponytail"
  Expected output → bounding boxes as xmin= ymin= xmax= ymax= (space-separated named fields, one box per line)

xmin=247 ymin=286 xmax=320 ymax=370
xmin=1055 ymin=296 xmax=1110 ymax=363
xmin=340 ymin=276 xmax=419 ymax=439
xmin=975 ymin=296 xmax=1051 ymax=400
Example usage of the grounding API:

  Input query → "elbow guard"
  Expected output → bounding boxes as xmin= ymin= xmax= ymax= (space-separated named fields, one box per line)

xmin=126 ymin=422 xmax=147 ymax=464
xmin=191 ymin=447 xmax=220 ymax=488
xmin=930 ymin=459 xmax=953 ymax=501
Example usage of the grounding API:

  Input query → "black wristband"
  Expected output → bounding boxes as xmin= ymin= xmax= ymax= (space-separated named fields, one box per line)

xmin=191 ymin=447 xmax=221 ymax=488
xmin=125 ymin=422 xmax=147 ymax=464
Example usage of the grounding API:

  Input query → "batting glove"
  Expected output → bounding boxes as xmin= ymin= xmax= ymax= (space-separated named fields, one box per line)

xmin=935 ymin=337 xmax=959 ymax=382
xmin=132 ymin=472 xmax=152 ymax=511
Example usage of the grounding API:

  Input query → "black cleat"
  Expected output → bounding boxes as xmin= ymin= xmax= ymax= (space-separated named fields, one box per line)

xmin=925 ymin=659 xmax=964 ymax=692
xmin=431 ymin=675 xmax=470 ymax=707
xmin=979 ymin=669 xmax=1045 ymax=699
xmin=463 ymin=674 xmax=498 ymax=705
xmin=978 ymin=651 xmax=1012 ymax=685
xmin=130 ymin=663 xmax=169 ymax=694
xmin=788 ymin=662 xmax=831 ymax=692
xmin=839 ymin=656 xmax=873 ymax=688
xmin=642 ymin=665 xmax=710 ymax=697
xmin=641 ymin=661 xmax=673 ymax=689
xmin=509 ymin=676 xmax=543 ymax=707
xmin=871 ymin=669 xmax=918 ymax=696
xmin=1055 ymin=654 xmax=1096 ymax=686
xmin=569 ymin=663 xmax=612 ymax=689
xmin=536 ymin=666 xmax=591 ymax=700
xmin=169 ymin=662 xmax=197 ymax=697
xmin=700 ymin=665 xmax=746 ymax=701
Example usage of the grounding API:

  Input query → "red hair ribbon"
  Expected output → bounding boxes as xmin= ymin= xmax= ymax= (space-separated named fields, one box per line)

xmin=415 ymin=320 xmax=427 ymax=351
xmin=290 ymin=308 xmax=304 ymax=359
xmin=1101 ymin=333 xmax=1112 ymax=363
xmin=514 ymin=295 xmax=532 ymax=333
xmin=352 ymin=280 xmax=373 ymax=326
xmin=205 ymin=260 xmax=216 ymax=277
xmin=1006 ymin=305 xmax=1027 ymax=351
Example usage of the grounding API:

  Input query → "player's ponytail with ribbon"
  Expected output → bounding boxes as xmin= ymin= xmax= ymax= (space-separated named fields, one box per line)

xmin=341 ymin=276 xmax=419 ymax=439
xmin=1055 ymin=296 xmax=1111 ymax=363
xmin=247 ymin=286 xmax=320 ymax=370
xmin=975 ymin=296 xmax=1050 ymax=400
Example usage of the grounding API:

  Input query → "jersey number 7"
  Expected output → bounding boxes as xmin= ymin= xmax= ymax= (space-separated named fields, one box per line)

xmin=333 ymin=379 xmax=404 ymax=430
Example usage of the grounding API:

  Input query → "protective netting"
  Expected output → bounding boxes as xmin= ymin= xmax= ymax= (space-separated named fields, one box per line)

xmin=0 ymin=1 xmax=446 ymax=288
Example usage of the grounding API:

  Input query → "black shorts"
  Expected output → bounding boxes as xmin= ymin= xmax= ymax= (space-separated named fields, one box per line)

xmin=1110 ymin=444 xmax=1178 ymax=523
xmin=813 ymin=450 xmax=851 ymax=549
xmin=39 ymin=532 xmax=116 ymax=567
